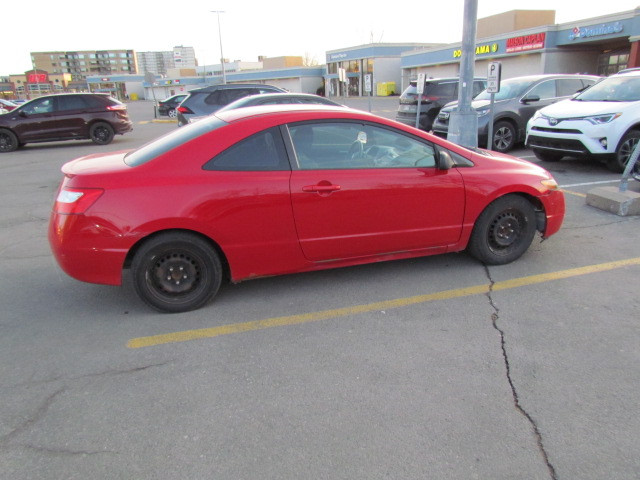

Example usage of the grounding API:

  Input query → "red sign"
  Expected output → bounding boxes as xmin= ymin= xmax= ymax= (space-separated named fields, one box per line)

xmin=27 ymin=73 xmax=48 ymax=83
xmin=506 ymin=32 xmax=546 ymax=53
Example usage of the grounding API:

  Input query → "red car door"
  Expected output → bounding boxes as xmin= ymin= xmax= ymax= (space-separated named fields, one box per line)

xmin=288 ymin=122 xmax=465 ymax=262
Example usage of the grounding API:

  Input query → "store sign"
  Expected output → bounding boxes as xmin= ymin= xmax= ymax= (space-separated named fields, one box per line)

xmin=569 ymin=22 xmax=623 ymax=40
xmin=330 ymin=53 xmax=347 ymax=60
xmin=453 ymin=43 xmax=499 ymax=58
xmin=506 ymin=33 xmax=546 ymax=53
xmin=27 ymin=73 xmax=48 ymax=83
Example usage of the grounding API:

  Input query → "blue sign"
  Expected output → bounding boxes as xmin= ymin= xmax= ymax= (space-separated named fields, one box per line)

xmin=569 ymin=22 xmax=623 ymax=40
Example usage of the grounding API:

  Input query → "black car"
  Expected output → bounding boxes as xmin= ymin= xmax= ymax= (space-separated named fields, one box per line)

xmin=176 ymin=84 xmax=286 ymax=126
xmin=395 ymin=77 xmax=487 ymax=131
xmin=0 ymin=93 xmax=133 ymax=152
xmin=157 ymin=94 xmax=187 ymax=118
xmin=216 ymin=93 xmax=342 ymax=113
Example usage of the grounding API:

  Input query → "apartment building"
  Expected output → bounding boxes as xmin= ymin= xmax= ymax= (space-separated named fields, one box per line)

xmin=30 ymin=50 xmax=138 ymax=82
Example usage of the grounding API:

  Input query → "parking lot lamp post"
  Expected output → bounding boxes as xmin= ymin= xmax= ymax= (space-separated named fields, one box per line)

xmin=211 ymin=10 xmax=226 ymax=84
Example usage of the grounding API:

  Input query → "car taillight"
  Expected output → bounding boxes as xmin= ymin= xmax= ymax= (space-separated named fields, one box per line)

xmin=421 ymin=95 xmax=440 ymax=102
xmin=106 ymin=104 xmax=127 ymax=111
xmin=177 ymin=106 xmax=194 ymax=114
xmin=53 ymin=187 xmax=104 ymax=214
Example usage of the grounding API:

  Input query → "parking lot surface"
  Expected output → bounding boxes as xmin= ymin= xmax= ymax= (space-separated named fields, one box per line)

xmin=1 ymin=99 xmax=639 ymax=479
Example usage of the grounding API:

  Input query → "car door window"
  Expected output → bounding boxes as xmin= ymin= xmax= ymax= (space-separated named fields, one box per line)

xmin=289 ymin=122 xmax=436 ymax=170
xmin=557 ymin=79 xmax=587 ymax=97
xmin=58 ymin=95 xmax=89 ymax=111
xmin=526 ymin=80 xmax=557 ymax=100
xmin=472 ymin=81 xmax=486 ymax=98
xmin=22 ymin=97 xmax=55 ymax=114
xmin=204 ymin=127 xmax=290 ymax=171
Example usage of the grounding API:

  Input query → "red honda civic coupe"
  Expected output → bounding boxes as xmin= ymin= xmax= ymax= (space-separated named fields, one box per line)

xmin=49 ymin=105 xmax=565 ymax=313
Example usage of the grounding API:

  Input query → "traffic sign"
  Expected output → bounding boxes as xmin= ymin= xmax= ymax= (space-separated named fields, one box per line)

xmin=487 ymin=62 xmax=501 ymax=93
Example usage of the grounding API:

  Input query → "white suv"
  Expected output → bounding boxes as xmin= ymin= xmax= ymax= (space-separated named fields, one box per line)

xmin=526 ymin=70 xmax=640 ymax=172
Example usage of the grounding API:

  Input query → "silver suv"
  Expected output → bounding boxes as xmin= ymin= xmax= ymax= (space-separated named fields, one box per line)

xmin=176 ymin=84 xmax=286 ymax=126
xmin=433 ymin=74 xmax=600 ymax=153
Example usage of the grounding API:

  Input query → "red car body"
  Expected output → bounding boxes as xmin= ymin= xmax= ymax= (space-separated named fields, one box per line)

xmin=49 ymin=106 xmax=564 ymax=312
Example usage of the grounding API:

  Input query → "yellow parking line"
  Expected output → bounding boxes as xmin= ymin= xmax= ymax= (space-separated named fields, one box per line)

xmin=127 ymin=257 xmax=640 ymax=349
xmin=561 ymin=188 xmax=587 ymax=198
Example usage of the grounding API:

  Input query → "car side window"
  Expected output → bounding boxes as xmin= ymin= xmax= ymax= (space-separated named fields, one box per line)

xmin=203 ymin=127 xmax=290 ymax=171
xmin=557 ymin=79 xmax=587 ymax=97
xmin=526 ymin=80 xmax=557 ymax=100
xmin=58 ymin=95 xmax=89 ymax=111
xmin=472 ymin=81 xmax=486 ymax=97
xmin=22 ymin=97 xmax=55 ymax=114
xmin=289 ymin=122 xmax=436 ymax=170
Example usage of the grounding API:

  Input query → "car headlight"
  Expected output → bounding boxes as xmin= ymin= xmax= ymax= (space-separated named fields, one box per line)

xmin=583 ymin=113 xmax=622 ymax=125
xmin=476 ymin=108 xmax=489 ymax=117
xmin=531 ymin=110 xmax=544 ymax=122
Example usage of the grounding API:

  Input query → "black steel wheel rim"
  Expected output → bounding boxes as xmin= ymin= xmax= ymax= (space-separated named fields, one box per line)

xmin=488 ymin=210 xmax=524 ymax=251
xmin=149 ymin=251 xmax=203 ymax=297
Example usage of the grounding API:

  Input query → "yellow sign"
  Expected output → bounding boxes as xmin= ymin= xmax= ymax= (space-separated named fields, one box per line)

xmin=453 ymin=43 xmax=499 ymax=58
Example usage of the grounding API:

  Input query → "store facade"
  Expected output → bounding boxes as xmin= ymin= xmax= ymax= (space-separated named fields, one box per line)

xmin=400 ymin=8 xmax=640 ymax=91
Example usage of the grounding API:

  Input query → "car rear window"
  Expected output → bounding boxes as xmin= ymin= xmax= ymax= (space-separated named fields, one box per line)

xmin=124 ymin=117 xmax=226 ymax=167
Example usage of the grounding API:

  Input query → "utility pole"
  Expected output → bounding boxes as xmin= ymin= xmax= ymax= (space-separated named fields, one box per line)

xmin=211 ymin=10 xmax=226 ymax=84
xmin=447 ymin=0 xmax=478 ymax=148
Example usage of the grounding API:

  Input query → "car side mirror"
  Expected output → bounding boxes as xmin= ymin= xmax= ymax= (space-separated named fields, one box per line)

xmin=438 ymin=150 xmax=455 ymax=170
xmin=19 ymin=110 xmax=28 ymax=117
xmin=521 ymin=95 xmax=541 ymax=104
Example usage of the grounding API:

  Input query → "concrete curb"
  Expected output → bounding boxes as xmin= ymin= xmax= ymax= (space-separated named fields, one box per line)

xmin=586 ymin=185 xmax=640 ymax=216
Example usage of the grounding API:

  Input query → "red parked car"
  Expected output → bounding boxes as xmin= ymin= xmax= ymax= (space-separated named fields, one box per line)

xmin=49 ymin=105 xmax=565 ymax=312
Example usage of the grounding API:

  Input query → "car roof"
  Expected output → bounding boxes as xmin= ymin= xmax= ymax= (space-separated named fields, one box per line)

xmin=215 ymin=104 xmax=366 ymax=123
xmin=189 ymin=83 xmax=285 ymax=93
xmin=501 ymin=73 xmax=600 ymax=83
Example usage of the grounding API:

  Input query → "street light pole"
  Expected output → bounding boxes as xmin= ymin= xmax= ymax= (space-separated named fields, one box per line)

xmin=211 ymin=10 xmax=226 ymax=84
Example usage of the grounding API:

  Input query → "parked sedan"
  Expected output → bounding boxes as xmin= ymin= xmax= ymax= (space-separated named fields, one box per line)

xmin=49 ymin=105 xmax=565 ymax=313
xmin=157 ymin=94 xmax=187 ymax=118
xmin=216 ymin=93 xmax=342 ymax=113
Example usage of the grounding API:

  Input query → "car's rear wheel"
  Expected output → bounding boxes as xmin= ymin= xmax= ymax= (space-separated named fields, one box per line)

xmin=132 ymin=232 xmax=223 ymax=313
xmin=532 ymin=148 xmax=564 ymax=162
xmin=89 ymin=122 xmax=115 ymax=145
xmin=467 ymin=195 xmax=537 ymax=265
xmin=492 ymin=121 xmax=516 ymax=153
xmin=168 ymin=108 xmax=177 ymax=118
xmin=608 ymin=130 xmax=640 ymax=173
xmin=0 ymin=129 xmax=18 ymax=153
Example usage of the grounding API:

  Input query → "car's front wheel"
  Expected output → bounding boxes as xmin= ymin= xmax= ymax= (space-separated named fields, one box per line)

xmin=532 ymin=148 xmax=564 ymax=162
xmin=492 ymin=121 xmax=516 ymax=153
xmin=608 ymin=130 xmax=640 ymax=173
xmin=467 ymin=195 xmax=537 ymax=265
xmin=89 ymin=122 xmax=115 ymax=145
xmin=132 ymin=232 xmax=223 ymax=313
xmin=0 ymin=129 xmax=19 ymax=153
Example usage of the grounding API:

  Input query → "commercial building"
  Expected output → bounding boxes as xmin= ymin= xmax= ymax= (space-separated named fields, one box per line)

xmin=400 ymin=8 xmax=640 ymax=91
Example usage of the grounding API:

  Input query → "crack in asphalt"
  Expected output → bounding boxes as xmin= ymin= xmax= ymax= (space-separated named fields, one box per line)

xmin=483 ymin=265 xmax=558 ymax=480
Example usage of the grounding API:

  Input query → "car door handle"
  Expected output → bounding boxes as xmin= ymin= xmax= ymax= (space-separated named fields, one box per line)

xmin=302 ymin=184 xmax=341 ymax=193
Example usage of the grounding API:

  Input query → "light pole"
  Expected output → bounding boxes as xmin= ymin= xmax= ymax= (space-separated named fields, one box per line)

xmin=211 ymin=10 xmax=226 ymax=84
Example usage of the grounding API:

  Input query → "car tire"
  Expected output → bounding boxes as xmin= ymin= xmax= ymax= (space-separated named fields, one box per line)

xmin=532 ymin=148 xmax=564 ymax=162
xmin=89 ymin=122 xmax=115 ymax=145
xmin=467 ymin=195 xmax=537 ymax=265
xmin=0 ymin=129 xmax=19 ymax=153
xmin=608 ymin=130 xmax=640 ymax=173
xmin=132 ymin=232 xmax=223 ymax=313
xmin=168 ymin=109 xmax=177 ymax=118
xmin=492 ymin=121 xmax=516 ymax=153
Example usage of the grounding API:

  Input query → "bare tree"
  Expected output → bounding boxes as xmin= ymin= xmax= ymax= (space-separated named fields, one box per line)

xmin=303 ymin=52 xmax=319 ymax=66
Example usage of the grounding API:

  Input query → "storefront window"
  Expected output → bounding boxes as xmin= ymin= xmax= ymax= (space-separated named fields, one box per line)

xmin=598 ymin=50 xmax=629 ymax=76
xmin=328 ymin=63 xmax=337 ymax=74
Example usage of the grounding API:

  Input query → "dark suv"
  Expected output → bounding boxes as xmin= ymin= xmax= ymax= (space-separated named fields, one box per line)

xmin=395 ymin=77 xmax=487 ymax=131
xmin=0 ymin=93 xmax=132 ymax=152
xmin=176 ymin=83 xmax=286 ymax=126
xmin=432 ymin=74 xmax=600 ymax=153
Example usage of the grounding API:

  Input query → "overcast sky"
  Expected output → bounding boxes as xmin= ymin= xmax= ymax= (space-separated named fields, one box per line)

xmin=3 ymin=0 xmax=640 ymax=74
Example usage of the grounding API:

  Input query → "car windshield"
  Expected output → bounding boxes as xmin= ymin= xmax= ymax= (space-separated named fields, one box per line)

xmin=125 ymin=116 xmax=226 ymax=166
xmin=475 ymin=77 xmax=538 ymax=101
xmin=573 ymin=76 xmax=640 ymax=102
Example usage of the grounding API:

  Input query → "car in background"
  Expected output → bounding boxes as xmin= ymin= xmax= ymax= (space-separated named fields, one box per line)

xmin=0 ymin=99 xmax=18 ymax=113
xmin=157 ymin=94 xmax=187 ymax=118
xmin=176 ymin=83 xmax=286 ymax=126
xmin=0 ymin=93 xmax=132 ymax=152
xmin=433 ymin=74 xmax=600 ymax=153
xmin=395 ymin=77 xmax=487 ymax=131
xmin=49 ymin=105 xmax=564 ymax=313
xmin=216 ymin=93 xmax=342 ymax=113
xmin=526 ymin=69 xmax=640 ymax=172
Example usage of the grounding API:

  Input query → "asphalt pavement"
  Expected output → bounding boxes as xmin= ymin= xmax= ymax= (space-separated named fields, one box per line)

xmin=0 ymin=99 xmax=639 ymax=479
